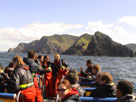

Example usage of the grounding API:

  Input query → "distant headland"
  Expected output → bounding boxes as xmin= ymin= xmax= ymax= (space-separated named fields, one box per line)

xmin=8 ymin=31 xmax=136 ymax=57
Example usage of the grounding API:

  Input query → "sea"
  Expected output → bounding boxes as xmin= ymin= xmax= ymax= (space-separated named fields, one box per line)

xmin=0 ymin=52 xmax=136 ymax=94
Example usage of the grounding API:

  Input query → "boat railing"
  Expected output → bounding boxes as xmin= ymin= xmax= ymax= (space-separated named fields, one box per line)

xmin=80 ymin=97 xmax=117 ymax=102
xmin=0 ymin=93 xmax=117 ymax=102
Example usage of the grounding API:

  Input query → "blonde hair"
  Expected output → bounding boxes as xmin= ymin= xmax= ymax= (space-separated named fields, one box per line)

xmin=54 ymin=53 xmax=60 ymax=60
xmin=12 ymin=55 xmax=24 ymax=66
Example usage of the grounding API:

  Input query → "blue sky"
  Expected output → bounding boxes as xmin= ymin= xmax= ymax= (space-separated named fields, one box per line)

xmin=0 ymin=0 xmax=136 ymax=51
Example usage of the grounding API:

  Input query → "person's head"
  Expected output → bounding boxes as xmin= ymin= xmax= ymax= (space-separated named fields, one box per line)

xmin=68 ymin=69 xmax=78 ymax=75
xmin=116 ymin=80 xmax=133 ymax=98
xmin=92 ymin=64 xmax=101 ymax=74
xmin=4 ymin=62 xmax=14 ymax=73
xmin=86 ymin=60 xmax=92 ymax=68
xmin=54 ymin=53 xmax=60 ymax=62
xmin=44 ymin=55 xmax=50 ymax=62
xmin=99 ymin=72 xmax=113 ymax=85
xmin=28 ymin=50 xmax=35 ymax=59
xmin=0 ymin=64 xmax=3 ymax=73
xmin=57 ymin=79 xmax=72 ymax=99
xmin=34 ymin=53 xmax=38 ymax=61
xmin=95 ymin=72 xmax=104 ymax=84
xmin=38 ymin=55 xmax=44 ymax=63
xmin=8 ymin=62 xmax=14 ymax=68
xmin=12 ymin=55 xmax=24 ymax=68
xmin=65 ymin=73 xmax=79 ymax=84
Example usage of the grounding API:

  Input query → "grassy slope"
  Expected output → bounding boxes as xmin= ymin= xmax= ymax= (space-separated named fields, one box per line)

xmin=42 ymin=34 xmax=79 ymax=50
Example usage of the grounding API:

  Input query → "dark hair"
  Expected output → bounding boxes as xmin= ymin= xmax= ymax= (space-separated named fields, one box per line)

xmin=101 ymin=72 xmax=113 ymax=83
xmin=65 ymin=73 xmax=79 ymax=84
xmin=68 ymin=69 xmax=78 ymax=75
xmin=117 ymin=80 xmax=133 ymax=96
xmin=8 ymin=62 xmax=14 ymax=68
xmin=38 ymin=55 xmax=43 ymax=59
xmin=28 ymin=50 xmax=35 ymax=58
xmin=86 ymin=60 xmax=92 ymax=64
xmin=58 ymin=79 xmax=71 ymax=89
xmin=44 ymin=55 xmax=49 ymax=59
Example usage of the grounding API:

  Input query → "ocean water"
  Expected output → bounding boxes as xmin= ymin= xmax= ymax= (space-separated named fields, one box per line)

xmin=0 ymin=52 xmax=136 ymax=94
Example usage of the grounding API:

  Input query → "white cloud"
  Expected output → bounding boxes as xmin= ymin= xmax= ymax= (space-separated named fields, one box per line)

xmin=0 ymin=39 xmax=18 ymax=51
xmin=119 ymin=16 xmax=136 ymax=28
xmin=86 ymin=21 xmax=114 ymax=36
xmin=0 ymin=22 xmax=83 ymax=51
xmin=1 ymin=17 xmax=136 ymax=51
xmin=86 ymin=20 xmax=136 ymax=44
xmin=114 ymin=26 xmax=134 ymax=44
xmin=25 ymin=22 xmax=83 ymax=35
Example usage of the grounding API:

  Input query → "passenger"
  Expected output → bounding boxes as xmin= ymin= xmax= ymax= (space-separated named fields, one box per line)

xmin=34 ymin=53 xmax=43 ymax=91
xmin=43 ymin=55 xmax=52 ymax=69
xmin=35 ymin=53 xmax=42 ymax=67
xmin=57 ymin=79 xmax=81 ymax=102
xmin=52 ymin=53 xmax=69 ymax=96
xmin=4 ymin=62 xmax=14 ymax=78
xmin=38 ymin=55 xmax=44 ymax=66
xmin=68 ymin=69 xmax=78 ymax=75
xmin=116 ymin=80 xmax=136 ymax=102
xmin=0 ymin=64 xmax=8 ymax=92
xmin=93 ymin=72 xmax=104 ymax=87
xmin=23 ymin=50 xmax=50 ymax=102
xmin=53 ymin=53 xmax=69 ymax=77
xmin=43 ymin=55 xmax=54 ymax=97
xmin=81 ymin=64 xmax=101 ymax=82
xmin=90 ymin=72 xmax=116 ymax=97
xmin=9 ymin=55 xmax=35 ymax=102
xmin=80 ymin=59 xmax=93 ymax=76
xmin=53 ymin=53 xmax=61 ymax=77
xmin=65 ymin=73 xmax=85 ymax=96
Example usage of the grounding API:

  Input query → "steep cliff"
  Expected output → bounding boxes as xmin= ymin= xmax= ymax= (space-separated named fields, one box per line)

xmin=63 ymin=33 xmax=92 ymax=55
xmin=8 ymin=34 xmax=78 ymax=54
xmin=84 ymin=31 xmax=134 ymax=57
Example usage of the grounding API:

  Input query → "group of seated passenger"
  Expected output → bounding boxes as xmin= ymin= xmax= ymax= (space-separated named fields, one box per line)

xmin=78 ymin=59 xmax=136 ymax=102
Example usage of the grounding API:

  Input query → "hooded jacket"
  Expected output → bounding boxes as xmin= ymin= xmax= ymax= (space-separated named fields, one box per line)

xmin=116 ymin=94 xmax=136 ymax=102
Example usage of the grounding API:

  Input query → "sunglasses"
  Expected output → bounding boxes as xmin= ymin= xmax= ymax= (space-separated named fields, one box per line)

xmin=57 ymin=88 xmax=67 ymax=92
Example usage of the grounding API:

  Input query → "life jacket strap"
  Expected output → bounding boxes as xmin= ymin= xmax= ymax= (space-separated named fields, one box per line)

xmin=19 ymin=82 xmax=34 ymax=89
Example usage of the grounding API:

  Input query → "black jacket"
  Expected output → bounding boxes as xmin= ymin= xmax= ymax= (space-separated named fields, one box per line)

xmin=0 ymin=72 xmax=8 ymax=92
xmin=81 ymin=73 xmax=96 ymax=82
xmin=90 ymin=83 xmax=116 ymax=97
xmin=62 ymin=94 xmax=81 ymax=102
xmin=116 ymin=94 xmax=136 ymax=102
xmin=8 ymin=65 xmax=33 ymax=93
xmin=23 ymin=58 xmax=50 ymax=74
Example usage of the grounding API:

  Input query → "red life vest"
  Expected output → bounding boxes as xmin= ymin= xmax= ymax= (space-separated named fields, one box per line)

xmin=61 ymin=88 xmax=79 ymax=100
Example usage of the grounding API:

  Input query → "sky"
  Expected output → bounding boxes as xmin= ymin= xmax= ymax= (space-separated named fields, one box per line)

xmin=0 ymin=0 xmax=136 ymax=51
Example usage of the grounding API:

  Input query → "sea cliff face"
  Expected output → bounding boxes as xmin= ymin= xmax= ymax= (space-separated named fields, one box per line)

xmin=63 ymin=33 xmax=93 ymax=55
xmin=8 ymin=34 xmax=78 ymax=54
xmin=8 ymin=32 xmax=135 ymax=57
xmin=126 ymin=44 xmax=136 ymax=55
xmin=84 ymin=31 xmax=134 ymax=57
